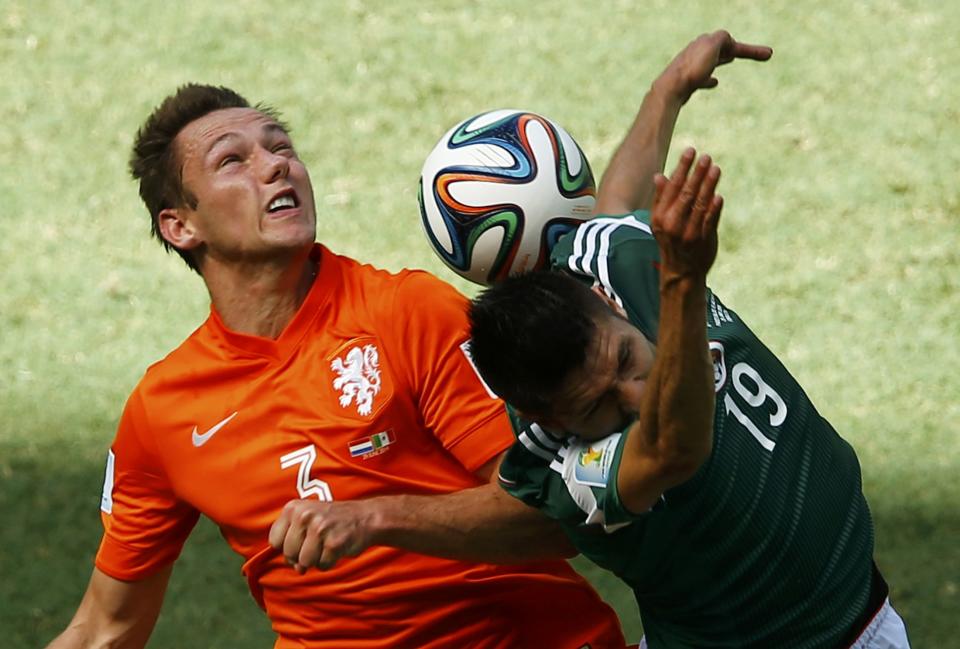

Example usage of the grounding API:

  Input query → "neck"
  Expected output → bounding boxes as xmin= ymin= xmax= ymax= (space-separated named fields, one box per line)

xmin=202 ymin=246 xmax=318 ymax=339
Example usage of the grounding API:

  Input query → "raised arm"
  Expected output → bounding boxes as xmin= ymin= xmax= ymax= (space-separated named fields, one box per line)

xmin=594 ymin=31 xmax=771 ymax=215
xmin=616 ymin=148 xmax=722 ymax=513
xmin=268 ymin=451 xmax=575 ymax=572
xmin=46 ymin=566 xmax=171 ymax=649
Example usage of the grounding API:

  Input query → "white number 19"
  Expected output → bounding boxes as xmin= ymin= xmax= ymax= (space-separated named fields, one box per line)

xmin=723 ymin=362 xmax=787 ymax=451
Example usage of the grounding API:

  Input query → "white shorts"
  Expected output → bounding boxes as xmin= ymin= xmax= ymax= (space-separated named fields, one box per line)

xmin=849 ymin=598 xmax=911 ymax=649
xmin=633 ymin=599 xmax=910 ymax=649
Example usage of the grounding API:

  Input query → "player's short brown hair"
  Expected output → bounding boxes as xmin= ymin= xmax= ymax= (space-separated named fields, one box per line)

xmin=129 ymin=84 xmax=282 ymax=273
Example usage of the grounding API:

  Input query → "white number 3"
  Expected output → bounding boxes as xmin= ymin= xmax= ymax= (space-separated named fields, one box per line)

xmin=280 ymin=445 xmax=333 ymax=501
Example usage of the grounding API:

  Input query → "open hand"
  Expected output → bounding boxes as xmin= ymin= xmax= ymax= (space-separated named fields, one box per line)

xmin=651 ymin=148 xmax=723 ymax=279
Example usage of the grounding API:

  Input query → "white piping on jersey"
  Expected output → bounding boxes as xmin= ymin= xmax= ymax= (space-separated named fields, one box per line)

xmin=595 ymin=222 xmax=620 ymax=305
xmin=529 ymin=423 xmax=562 ymax=450
xmin=550 ymin=444 xmax=568 ymax=474
xmin=710 ymin=294 xmax=722 ymax=327
xmin=566 ymin=215 xmax=652 ymax=309
xmin=518 ymin=430 xmax=558 ymax=462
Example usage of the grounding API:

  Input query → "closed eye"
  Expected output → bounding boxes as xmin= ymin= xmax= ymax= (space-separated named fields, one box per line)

xmin=218 ymin=154 xmax=242 ymax=168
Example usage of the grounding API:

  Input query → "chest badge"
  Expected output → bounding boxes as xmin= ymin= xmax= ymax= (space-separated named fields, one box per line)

xmin=331 ymin=344 xmax=382 ymax=416
xmin=710 ymin=341 xmax=727 ymax=392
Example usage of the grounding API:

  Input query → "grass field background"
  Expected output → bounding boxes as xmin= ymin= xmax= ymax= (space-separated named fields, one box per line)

xmin=1 ymin=1 xmax=958 ymax=646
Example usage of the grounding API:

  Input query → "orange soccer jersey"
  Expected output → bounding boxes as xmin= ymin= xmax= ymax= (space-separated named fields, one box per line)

xmin=96 ymin=245 xmax=625 ymax=649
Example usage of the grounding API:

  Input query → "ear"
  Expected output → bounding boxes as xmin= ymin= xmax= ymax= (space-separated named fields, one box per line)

xmin=590 ymin=285 xmax=628 ymax=319
xmin=158 ymin=207 xmax=203 ymax=251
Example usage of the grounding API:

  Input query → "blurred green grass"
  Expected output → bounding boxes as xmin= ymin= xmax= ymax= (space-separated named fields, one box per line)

xmin=1 ymin=1 xmax=957 ymax=646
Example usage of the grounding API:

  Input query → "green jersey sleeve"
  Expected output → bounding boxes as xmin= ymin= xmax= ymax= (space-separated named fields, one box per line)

xmin=498 ymin=405 xmax=657 ymax=530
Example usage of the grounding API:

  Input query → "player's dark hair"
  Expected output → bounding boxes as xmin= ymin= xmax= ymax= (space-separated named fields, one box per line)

xmin=129 ymin=84 xmax=285 ymax=273
xmin=468 ymin=270 xmax=607 ymax=415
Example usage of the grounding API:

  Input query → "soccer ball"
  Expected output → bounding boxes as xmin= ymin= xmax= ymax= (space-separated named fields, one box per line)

xmin=419 ymin=109 xmax=596 ymax=285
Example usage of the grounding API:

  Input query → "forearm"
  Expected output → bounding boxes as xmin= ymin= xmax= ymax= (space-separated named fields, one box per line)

xmin=620 ymin=272 xmax=713 ymax=512
xmin=45 ymin=567 xmax=168 ymax=649
xmin=368 ymin=483 xmax=576 ymax=563
xmin=647 ymin=272 xmax=714 ymax=467
xmin=46 ymin=623 xmax=146 ymax=649
xmin=595 ymin=31 xmax=773 ymax=215
xmin=594 ymin=78 xmax=684 ymax=215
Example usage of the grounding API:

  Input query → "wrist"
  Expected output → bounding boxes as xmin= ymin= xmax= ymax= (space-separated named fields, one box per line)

xmin=650 ymin=73 xmax=690 ymax=106
xmin=365 ymin=495 xmax=405 ymax=546
xmin=659 ymin=271 xmax=707 ymax=294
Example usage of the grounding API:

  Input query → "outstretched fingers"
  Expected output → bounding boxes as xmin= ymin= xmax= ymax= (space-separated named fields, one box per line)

xmin=658 ymin=148 xmax=697 ymax=210
xmin=736 ymin=42 xmax=773 ymax=61
xmin=675 ymin=154 xmax=713 ymax=225
xmin=685 ymin=162 xmax=720 ymax=240
xmin=703 ymin=195 xmax=723 ymax=241
xmin=712 ymin=30 xmax=773 ymax=65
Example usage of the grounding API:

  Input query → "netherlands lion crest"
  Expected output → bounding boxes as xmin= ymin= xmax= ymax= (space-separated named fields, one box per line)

xmin=331 ymin=344 xmax=382 ymax=416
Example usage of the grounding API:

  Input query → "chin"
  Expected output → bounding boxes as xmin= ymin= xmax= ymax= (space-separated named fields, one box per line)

xmin=268 ymin=224 xmax=317 ymax=250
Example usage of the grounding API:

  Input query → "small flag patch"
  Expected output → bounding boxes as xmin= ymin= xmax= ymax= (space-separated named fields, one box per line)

xmin=348 ymin=430 xmax=396 ymax=459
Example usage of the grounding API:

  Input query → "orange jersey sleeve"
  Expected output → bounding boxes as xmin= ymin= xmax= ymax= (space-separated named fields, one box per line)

xmin=384 ymin=271 xmax=513 ymax=473
xmin=95 ymin=387 xmax=200 ymax=580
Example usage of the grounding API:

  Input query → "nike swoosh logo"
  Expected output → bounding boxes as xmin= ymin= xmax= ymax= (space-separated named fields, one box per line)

xmin=191 ymin=411 xmax=239 ymax=447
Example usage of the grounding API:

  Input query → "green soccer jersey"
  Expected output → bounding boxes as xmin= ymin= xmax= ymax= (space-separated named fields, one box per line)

xmin=498 ymin=212 xmax=875 ymax=648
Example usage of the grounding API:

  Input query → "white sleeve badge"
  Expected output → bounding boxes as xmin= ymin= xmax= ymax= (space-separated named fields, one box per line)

xmin=553 ymin=433 xmax=629 ymax=532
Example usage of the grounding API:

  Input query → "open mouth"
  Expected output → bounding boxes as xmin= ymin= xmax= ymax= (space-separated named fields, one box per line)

xmin=266 ymin=189 xmax=300 ymax=214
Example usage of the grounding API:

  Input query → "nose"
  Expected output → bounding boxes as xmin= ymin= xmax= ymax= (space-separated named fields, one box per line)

xmin=260 ymin=146 xmax=289 ymax=183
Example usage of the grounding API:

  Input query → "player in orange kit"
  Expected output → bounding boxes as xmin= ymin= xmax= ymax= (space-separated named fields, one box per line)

xmin=47 ymin=30 xmax=769 ymax=648
xmin=45 ymin=84 xmax=627 ymax=649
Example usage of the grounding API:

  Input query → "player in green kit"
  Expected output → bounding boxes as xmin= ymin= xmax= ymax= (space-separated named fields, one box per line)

xmin=247 ymin=30 xmax=909 ymax=647
xmin=468 ymin=141 xmax=911 ymax=647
